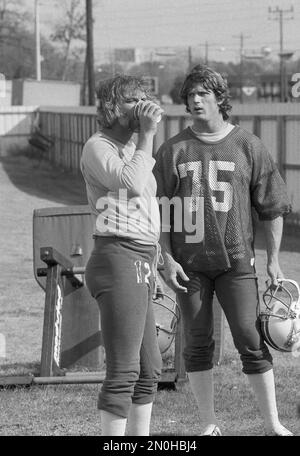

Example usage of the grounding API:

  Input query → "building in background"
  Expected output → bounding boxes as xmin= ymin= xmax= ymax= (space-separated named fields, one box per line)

xmin=11 ymin=79 xmax=81 ymax=106
xmin=0 ymin=79 xmax=12 ymax=106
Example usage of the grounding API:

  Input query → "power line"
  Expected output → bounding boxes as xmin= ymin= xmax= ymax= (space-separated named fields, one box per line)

xmin=268 ymin=5 xmax=294 ymax=54
xmin=34 ymin=0 xmax=41 ymax=81
xmin=96 ymin=12 xmax=275 ymax=29
xmin=85 ymin=0 xmax=95 ymax=106
xmin=268 ymin=5 xmax=294 ymax=102
xmin=93 ymin=0 xmax=246 ymax=17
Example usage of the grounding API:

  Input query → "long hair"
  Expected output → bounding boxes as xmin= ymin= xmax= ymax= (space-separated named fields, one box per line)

xmin=96 ymin=74 xmax=153 ymax=129
xmin=180 ymin=65 xmax=232 ymax=120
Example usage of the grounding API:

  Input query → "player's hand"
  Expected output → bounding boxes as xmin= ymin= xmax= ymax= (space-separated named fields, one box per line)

xmin=135 ymin=101 xmax=163 ymax=134
xmin=267 ymin=258 xmax=284 ymax=285
xmin=161 ymin=254 xmax=189 ymax=293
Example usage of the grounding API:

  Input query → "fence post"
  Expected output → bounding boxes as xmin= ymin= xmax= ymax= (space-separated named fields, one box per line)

xmin=277 ymin=115 xmax=287 ymax=181
xmin=253 ymin=116 xmax=261 ymax=138
xmin=0 ymin=73 xmax=5 ymax=98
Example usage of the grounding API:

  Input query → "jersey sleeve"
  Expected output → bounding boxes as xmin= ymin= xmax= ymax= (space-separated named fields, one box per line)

xmin=153 ymin=143 xmax=179 ymax=199
xmin=250 ymin=137 xmax=292 ymax=220
xmin=153 ymin=143 xmax=180 ymax=232
xmin=81 ymin=136 xmax=155 ymax=196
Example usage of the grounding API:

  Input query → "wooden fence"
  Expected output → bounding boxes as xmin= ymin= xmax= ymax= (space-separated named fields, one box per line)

xmin=0 ymin=105 xmax=38 ymax=155
xmin=37 ymin=104 xmax=300 ymax=214
xmin=1 ymin=103 xmax=300 ymax=214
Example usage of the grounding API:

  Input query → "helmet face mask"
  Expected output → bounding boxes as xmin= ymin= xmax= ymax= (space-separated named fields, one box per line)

xmin=153 ymin=290 xmax=181 ymax=355
xmin=259 ymin=279 xmax=300 ymax=352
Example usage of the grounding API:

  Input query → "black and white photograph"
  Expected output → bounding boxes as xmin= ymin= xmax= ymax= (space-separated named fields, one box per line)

xmin=0 ymin=0 xmax=299 ymax=444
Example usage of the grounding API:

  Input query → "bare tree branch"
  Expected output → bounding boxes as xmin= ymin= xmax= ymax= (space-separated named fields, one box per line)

xmin=50 ymin=0 xmax=86 ymax=80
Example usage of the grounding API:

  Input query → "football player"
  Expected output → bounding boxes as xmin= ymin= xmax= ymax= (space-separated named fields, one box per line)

xmin=81 ymin=75 xmax=163 ymax=436
xmin=154 ymin=65 xmax=293 ymax=436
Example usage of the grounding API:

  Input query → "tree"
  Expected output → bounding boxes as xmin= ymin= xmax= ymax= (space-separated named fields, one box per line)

xmin=41 ymin=39 xmax=84 ymax=82
xmin=50 ymin=0 xmax=86 ymax=80
xmin=0 ymin=0 xmax=28 ymax=27
xmin=0 ymin=0 xmax=82 ymax=82
xmin=0 ymin=0 xmax=36 ymax=78
xmin=169 ymin=74 xmax=185 ymax=104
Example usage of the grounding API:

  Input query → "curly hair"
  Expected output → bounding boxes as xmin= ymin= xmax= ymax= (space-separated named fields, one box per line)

xmin=180 ymin=65 xmax=232 ymax=120
xmin=96 ymin=74 xmax=153 ymax=129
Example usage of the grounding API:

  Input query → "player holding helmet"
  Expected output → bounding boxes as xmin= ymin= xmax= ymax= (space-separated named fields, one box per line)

xmin=154 ymin=65 xmax=293 ymax=436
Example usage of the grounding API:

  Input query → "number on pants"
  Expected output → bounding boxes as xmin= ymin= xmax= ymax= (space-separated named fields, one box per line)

xmin=134 ymin=261 xmax=151 ymax=284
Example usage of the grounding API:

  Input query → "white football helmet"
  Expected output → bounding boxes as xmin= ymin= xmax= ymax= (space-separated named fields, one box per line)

xmin=153 ymin=284 xmax=181 ymax=355
xmin=259 ymin=278 xmax=300 ymax=352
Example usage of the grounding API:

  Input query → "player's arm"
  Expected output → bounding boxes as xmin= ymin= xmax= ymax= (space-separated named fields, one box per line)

xmin=136 ymin=101 xmax=163 ymax=156
xmin=159 ymin=231 xmax=189 ymax=293
xmin=261 ymin=215 xmax=284 ymax=284
xmin=154 ymin=143 xmax=189 ymax=292
xmin=82 ymin=138 xmax=155 ymax=197
xmin=250 ymin=137 xmax=291 ymax=284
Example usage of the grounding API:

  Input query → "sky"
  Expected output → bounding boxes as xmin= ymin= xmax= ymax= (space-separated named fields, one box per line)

xmin=27 ymin=0 xmax=300 ymax=64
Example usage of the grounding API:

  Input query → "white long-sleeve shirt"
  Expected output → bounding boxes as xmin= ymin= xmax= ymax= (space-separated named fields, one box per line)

xmin=81 ymin=131 xmax=160 ymax=245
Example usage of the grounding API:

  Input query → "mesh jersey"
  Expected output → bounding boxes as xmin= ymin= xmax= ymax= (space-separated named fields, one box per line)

xmin=154 ymin=125 xmax=291 ymax=273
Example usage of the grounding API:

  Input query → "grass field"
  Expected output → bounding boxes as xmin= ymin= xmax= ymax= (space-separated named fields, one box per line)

xmin=0 ymin=152 xmax=299 ymax=437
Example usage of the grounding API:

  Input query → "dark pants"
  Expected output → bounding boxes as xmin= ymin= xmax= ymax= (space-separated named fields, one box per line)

xmin=85 ymin=237 xmax=162 ymax=418
xmin=178 ymin=270 xmax=273 ymax=374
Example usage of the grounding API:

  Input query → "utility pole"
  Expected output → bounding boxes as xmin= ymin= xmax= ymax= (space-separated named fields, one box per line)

xmin=85 ymin=0 xmax=95 ymax=105
xmin=35 ymin=0 xmax=41 ymax=81
xmin=188 ymin=46 xmax=192 ymax=71
xmin=268 ymin=5 xmax=294 ymax=102
xmin=233 ymin=33 xmax=250 ymax=103
xmin=204 ymin=41 xmax=208 ymax=65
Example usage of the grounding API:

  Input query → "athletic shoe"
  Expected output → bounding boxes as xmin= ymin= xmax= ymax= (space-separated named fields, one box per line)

xmin=201 ymin=425 xmax=222 ymax=436
xmin=265 ymin=429 xmax=294 ymax=436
